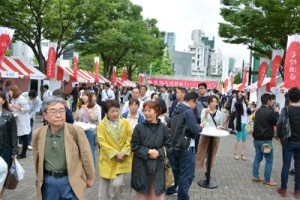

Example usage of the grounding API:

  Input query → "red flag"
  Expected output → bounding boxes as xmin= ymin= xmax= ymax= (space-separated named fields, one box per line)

xmin=239 ymin=67 xmax=248 ymax=91
xmin=94 ymin=57 xmax=99 ymax=83
xmin=257 ymin=58 xmax=269 ymax=90
xmin=46 ymin=43 xmax=57 ymax=79
xmin=224 ymin=79 xmax=228 ymax=92
xmin=122 ymin=67 xmax=127 ymax=82
xmin=138 ymin=74 xmax=143 ymax=85
xmin=0 ymin=27 xmax=15 ymax=66
xmin=73 ymin=52 xmax=79 ymax=79
xmin=110 ymin=66 xmax=117 ymax=85
xmin=284 ymin=35 xmax=300 ymax=89
xmin=270 ymin=50 xmax=284 ymax=87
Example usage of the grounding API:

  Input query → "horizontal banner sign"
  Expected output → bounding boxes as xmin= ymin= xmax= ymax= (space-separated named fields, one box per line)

xmin=146 ymin=78 xmax=217 ymax=88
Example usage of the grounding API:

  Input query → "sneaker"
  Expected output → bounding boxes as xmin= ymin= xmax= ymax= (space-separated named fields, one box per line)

xmin=17 ymin=155 xmax=26 ymax=159
xmin=28 ymin=145 xmax=33 ymax=150
xmin=263 ymin=181 xmax=277 ymax=186
xmin=277 ymin=188 xmax=287 ymax=197
xmin=252 ymin=177 xmax=264 ymax=182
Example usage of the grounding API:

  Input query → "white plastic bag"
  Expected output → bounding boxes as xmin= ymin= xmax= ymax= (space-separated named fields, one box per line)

xmin=14 ymin=159 xmax=25 ymax=181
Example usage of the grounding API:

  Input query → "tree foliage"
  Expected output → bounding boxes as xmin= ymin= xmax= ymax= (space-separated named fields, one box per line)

xmin=219 ymin=0 xmax=300 ymax=76
xmin=0 ymin=0 xmax=108 ymax=73
xmin=77 ymin=1 xmax=165 ymax=79
xmin=234 ymin=73 xmax=242 ymax=84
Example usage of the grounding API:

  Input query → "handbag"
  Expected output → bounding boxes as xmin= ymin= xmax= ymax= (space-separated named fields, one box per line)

xmin=261 ymin=143 xmax=272 ymax=154
xmin=246 ymin=112 xmax=255 ymax=134
xmin=163 ymin=147 xmax=174 ymax=188
xmin=4 ymin=159 xmax=19 ymax=190
xmin=276 ymin=106 xmax=291 ymax=143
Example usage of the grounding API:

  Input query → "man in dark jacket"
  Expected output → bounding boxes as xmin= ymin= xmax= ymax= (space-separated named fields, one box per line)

xmin=167 ymin=92 xmax=204 ymax=200
xmin=252 ymin=93 xmax=279 ymax=186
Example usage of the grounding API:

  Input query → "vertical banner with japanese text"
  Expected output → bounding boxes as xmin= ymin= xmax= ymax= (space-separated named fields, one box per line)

xmin=224 ymin=79 xmax=228 ymax=92
xmin=73 ymin=52 xmax=79 ymax=80
xmin=0 ymin=27 xmax=15 ymax=66
xmin=138 ymin=74 xmax=143 ymax=85
xmin=257 ymin=58 xmax=269 ymax=90
xmin=284 ymin=35 xmax=300 ymax=89
xmin=46 ymin=42 xmax=57 ymax=79
xmin=122 ymin=67 xmax=127 ymax=82
xmin=110 ymin=66 xmax=117 ymax=85
xmin=270 ymin=50 xmax=284 ymax=87
xmin=94 ymin=57 xmax=99 ymax=83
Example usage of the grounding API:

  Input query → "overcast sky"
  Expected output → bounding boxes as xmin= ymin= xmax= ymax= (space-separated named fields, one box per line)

xmin=130 ymin=0 xmax=250 ymax=68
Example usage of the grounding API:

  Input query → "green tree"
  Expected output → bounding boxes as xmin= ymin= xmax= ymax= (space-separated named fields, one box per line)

xmin=219 ymin=0 xmax=300 ymax=76
xmin=0 ymin=0 xmax=109 ymax=73
xmin=78 ymin=1 xmax=165 ymax=79
xmin=234 ymin=73 xmax=242 ymax=84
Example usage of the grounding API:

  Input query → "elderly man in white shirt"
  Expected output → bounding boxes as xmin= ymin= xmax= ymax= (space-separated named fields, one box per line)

xmin=121 ymin=87 xmax=144 ymax=114
xmin=101 ymin=83 xmax=115 ymax=119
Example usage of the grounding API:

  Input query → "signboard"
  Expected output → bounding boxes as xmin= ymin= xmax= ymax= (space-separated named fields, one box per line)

xmin=1 ymin=71 xmax=18 ymax=78
xmin=30 ymin=74 xmax=45 ymax=80
xmin=146 ymin=78 xmax=217 ymax=88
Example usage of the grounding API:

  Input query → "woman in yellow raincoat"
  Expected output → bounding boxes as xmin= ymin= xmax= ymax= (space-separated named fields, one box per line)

xmin=97 ymin=99 xmax=133 ymax=200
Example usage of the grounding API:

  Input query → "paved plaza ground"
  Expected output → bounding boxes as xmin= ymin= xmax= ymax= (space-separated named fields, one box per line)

xmin=5 ymin=115 xmax=295 ymax=199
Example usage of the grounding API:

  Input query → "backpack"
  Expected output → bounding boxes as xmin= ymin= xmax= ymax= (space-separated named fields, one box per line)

xmin=276 ymin=106 xmax=291 ymax=143
xmin=245 ymin=112 xmax=255 ymax=134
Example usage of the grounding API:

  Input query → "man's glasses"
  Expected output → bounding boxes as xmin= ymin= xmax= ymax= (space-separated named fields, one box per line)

xmin=46 ymin=109 xmax=66 ymax=116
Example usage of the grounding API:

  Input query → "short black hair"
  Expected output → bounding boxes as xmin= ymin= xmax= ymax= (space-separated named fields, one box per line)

xmin=270 ymin=94 xmax=276 ymax=100
xmin=103 ymin=99 xmax=120 ymax=113
xmin=28 ymin=90 xmax=37 ymax=98
xmin=162 ymin=85 xmax=168 ymax=90
xmin=156 ymin=99 xmax=167 ymax=114
xmin=151 ymin=93 xmax=158 ymax=99
xmin=129 ymin=98 xmax=140 ymax=106
xmin=288 ymin=87 xmax=300 ymax=103
xmin=140 ymin=85 xmax=147 ymax=90
xmin=261 ymin=93 xmax=272 ymax=105
xmin=104 ymin=82 xmax=110 ymax=88
xmin=184 ymin=92 xmax=198 ymax=102
xmin=178 ymin=87 xmax=188 ymax=94
xmin=198 ymin=83 xmax=207 ymax=89
xmin=43 ymin=85 xmax=49 ymax=90
xmin=208 ymin=95 xmax=219 ymax=104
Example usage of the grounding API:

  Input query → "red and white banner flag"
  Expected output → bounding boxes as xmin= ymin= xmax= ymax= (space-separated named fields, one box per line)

xmin=46 ymin=42 xmax=57 ymax=79
xmin=239 ymin=67 xmax=248 ymax=91
xmin=94 ymin=57 xmax=99 ymax=83
xmin=138 ymin=74 xmax=143 ymax=85
xmin=224 ymin=79 xmax=228 ymax=92
xmin=228 ymin=72 xmax=234 ymax=89
xmin=257 ymin=58 xmax=269 ymax=90
xmin=122 ymin=67 xmax=127 ymax=82
xmin=0 ymin=27 xmax=15 ymax=66
xmin=110 ymin=66 xmax=117 ymax=85
xmin=284 ymin=35 xmax=300 ymax=89
xmin=270 ymin=50 xmax=284 ymax=87
xmin=73 ymin=52 xmax=79 ymax=79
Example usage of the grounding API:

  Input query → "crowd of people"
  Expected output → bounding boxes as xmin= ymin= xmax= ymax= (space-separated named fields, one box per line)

xmin=0 ymin=80 xmax=298 ymax=200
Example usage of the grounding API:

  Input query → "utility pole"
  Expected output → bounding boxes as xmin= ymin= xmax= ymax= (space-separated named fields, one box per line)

xmin=248 ymin=49 xmax=253 ymax=86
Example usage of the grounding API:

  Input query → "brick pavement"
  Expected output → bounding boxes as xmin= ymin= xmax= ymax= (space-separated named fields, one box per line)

xmin=5 ymin=115 xmax=295 ymax=199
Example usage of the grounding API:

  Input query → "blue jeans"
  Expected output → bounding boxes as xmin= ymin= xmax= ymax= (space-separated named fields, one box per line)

xmin=84 ymin=130 xmax=95 ymax=165
xmin=280 ymin=141 xmax=300 ymax=190
xmin=28 ymin=118 xmax=34 ymax=145
xmin=253 ymin=140 xmax=273 ymax=182
xmin=42 ymin=175 xmax=78 ymax=200
xmin=167 ymin=147 xmax=195 ymax=200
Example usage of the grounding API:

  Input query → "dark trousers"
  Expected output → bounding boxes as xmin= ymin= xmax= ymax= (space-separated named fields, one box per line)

xmin=280 ymin=141 xmax=300 ymax=190
xmin=28 ymin=118 xmax=34 ymax=145
xmin=101 ymin=103 xmax=105 ymax=119
xmin=167 ymin=147 xmax=196 ymax=200
xmin=228 ymin=111 xmax=236 ymax=130
xmin=42 ymin=175 xmax=78 ymax=200
xmin=18 ymin=135 xmax=28 ymax=156
xmin=0 ymin=148 xmax=12 ymax=167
